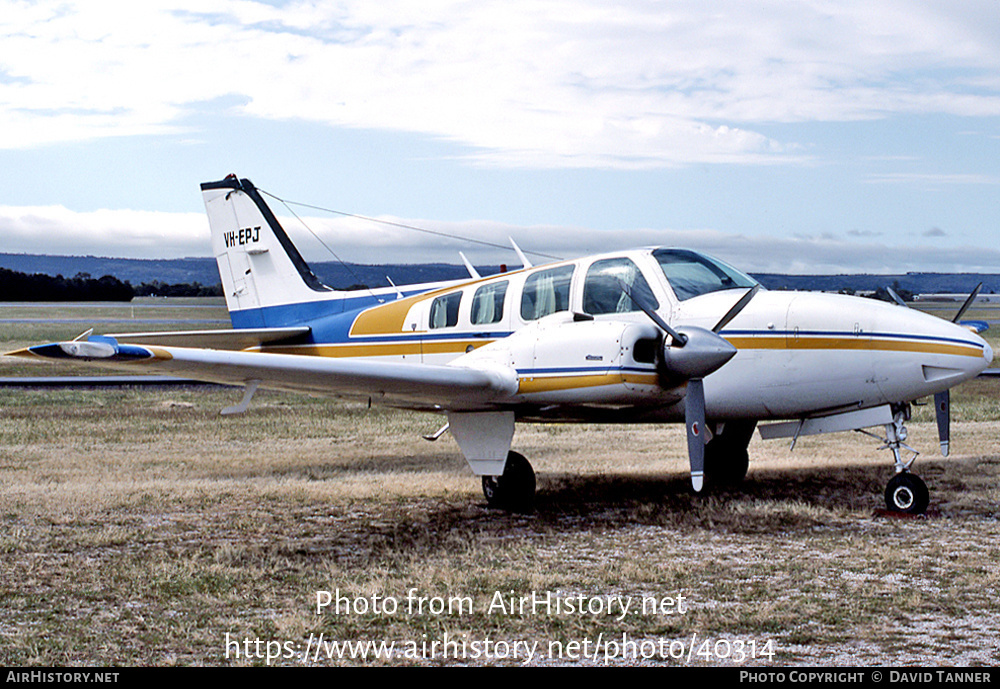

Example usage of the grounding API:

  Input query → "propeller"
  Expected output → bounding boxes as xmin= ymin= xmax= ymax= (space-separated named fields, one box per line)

xmin=686 ymin=378 xmax=707 ymax=491
xmin=886 ymin=286 xmax=908 ymax=307
xmin=952 ymin=282 xmax=982 ymax=324
xmin=883 ymin=281 xmax=981 ymax=456
xmin=934 ymin=391 xmax=950 ymax=457
xmin=714 ymin=284 xmax=760 ymax=333
xmin=933 ymin=284 xmax=980 ymax=455
xmin=618 ymin=280 xmax=758 ymax=491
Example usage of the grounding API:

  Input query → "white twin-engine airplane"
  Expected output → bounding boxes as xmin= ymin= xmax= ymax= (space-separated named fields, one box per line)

xmin=12 ymin=176 xmax=993 ymax=515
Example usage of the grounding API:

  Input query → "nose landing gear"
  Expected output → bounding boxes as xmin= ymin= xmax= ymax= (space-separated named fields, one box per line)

xmin=859 ymin=403 xmax=930 ymax=515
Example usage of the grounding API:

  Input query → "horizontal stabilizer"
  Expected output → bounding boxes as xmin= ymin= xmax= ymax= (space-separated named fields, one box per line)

xmin=105 ymin=326 xmax=311 ymax=350
xmin=958 ymin=320 xmax=989 ymax=334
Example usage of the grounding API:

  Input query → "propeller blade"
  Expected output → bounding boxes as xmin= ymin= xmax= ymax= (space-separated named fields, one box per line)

xmin=952 ymin=283 xmax=982 ymax=324
xmin=934 ymin=390 xmax=950 ymax=457
xmin=685 ymin=378 xmax=707 ymax=492
xmin=614 ymin=277 xmax=687 ymax=345
xmin=712 ymin=285 xmax=760 ymax=333
xmin=886 ymin=286 xmax=908 ymax=307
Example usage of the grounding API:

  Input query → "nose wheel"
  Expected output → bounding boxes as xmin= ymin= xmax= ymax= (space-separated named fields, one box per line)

xmin=884 ymin=472 xmax=929 ymax=514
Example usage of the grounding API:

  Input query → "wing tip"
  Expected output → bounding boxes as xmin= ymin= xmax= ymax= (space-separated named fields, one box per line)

xmin=3 ymin=346 xmax=37 ymax=359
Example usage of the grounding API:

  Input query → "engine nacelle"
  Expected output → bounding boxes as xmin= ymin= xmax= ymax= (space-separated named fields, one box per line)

xmin=455 ymin=314 xmax=666 ymax=404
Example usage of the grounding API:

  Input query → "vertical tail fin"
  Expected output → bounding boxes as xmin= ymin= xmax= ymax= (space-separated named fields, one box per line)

xmin=201 ymin=176 xmax=334 ymax=327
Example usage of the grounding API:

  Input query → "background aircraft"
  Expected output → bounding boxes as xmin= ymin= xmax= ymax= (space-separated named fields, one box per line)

xmin=10 ymin=176 xmax=993 ymax=515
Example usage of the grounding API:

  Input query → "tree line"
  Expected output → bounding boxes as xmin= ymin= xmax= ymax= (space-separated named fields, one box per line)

xmin=0 ymin=267 xmax=221 ymax=301
xmin=132 ymin=280 xmax=222 ymax=298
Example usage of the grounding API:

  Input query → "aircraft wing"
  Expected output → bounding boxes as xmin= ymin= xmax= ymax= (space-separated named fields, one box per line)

xmin=7 ymin=336 xmax=518 ymax=411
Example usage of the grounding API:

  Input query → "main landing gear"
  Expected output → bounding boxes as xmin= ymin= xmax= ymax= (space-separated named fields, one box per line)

xmin=861 ymin=404 xmax=930 ymax=515
xmin=480 ymin=421 xmax=758 ymax=513
xmin=702 ymin=420 xmax=756 ymax=488
xmin=482 ymin=451 xmax=536 ymax=513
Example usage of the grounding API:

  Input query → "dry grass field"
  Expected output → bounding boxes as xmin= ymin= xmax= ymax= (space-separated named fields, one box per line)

xmin=0 ymin=300 xmax=998 ymax=666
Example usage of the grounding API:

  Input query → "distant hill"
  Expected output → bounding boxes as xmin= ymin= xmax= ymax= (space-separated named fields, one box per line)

xmin=752 ymin=273 xmax=1000 ymax=296
xmin=1 ymin=253 xmax=997 ymax=296
xmin=0 ymin=254 xmax=501 ymax=291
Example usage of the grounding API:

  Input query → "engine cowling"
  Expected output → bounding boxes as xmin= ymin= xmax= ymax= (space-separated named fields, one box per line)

xmin=455 ymin=313 xmax=666 ymax=404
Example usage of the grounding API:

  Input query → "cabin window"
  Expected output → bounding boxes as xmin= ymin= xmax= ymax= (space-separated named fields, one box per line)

xmin=583 ymin=257 xmax=659 ymax=315
xmin=429 ymin=292 xmax=462 ymax=329
xmin=520 ymin=265 xmax=575 ymax=321
xmin=653 ymin=248 xmax=758 ymax=301
xmin=471 ymin=281 xmax=507 ymax=325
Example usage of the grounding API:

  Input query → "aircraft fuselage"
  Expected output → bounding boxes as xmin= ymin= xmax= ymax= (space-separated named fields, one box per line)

xmin=243 ymin=247 xmax=992 ymax=421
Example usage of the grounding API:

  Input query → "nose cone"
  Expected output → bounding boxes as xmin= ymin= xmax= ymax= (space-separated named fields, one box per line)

xmin=949 ymin=321 xmax=992 ymax=375
xmin=900 ymin=308 xmax=993 ymax=388
xmin=836 ymin=296 xmax=994 ymax=402
xmin=982 ymin=338 xmax=994 ymax=366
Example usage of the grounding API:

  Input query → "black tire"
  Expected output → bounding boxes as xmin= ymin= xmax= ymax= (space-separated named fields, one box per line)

xmin=884 ymin=472 xmax=929 ymax=515
xmin=703 ymin=420 xmax=756 ymax=488
xmin=481 ymin=451 xmax=536 ymax=513
xmin=705 ymin=446 xmax=750 ymax=487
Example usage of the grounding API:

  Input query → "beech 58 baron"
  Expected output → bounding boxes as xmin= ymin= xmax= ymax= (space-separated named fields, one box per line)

xmin=11 ymin=176 xmax=993 ymax=515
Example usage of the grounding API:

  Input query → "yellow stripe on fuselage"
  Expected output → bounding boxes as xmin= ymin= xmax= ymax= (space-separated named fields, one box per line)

xmin=349 ymin=293 xmax=431 ymax=337
xmin=255 ymin=330 xmax=980 ymax=364
xmin=348 ymin=269 xmax=529 ymax=337
xmin=518 ymin=373 xmax=621 ymax=394
xmin=263 ymin=333 xmax=980 ymax=359
xmin=724 ymin=335 xmax=984 ymax=358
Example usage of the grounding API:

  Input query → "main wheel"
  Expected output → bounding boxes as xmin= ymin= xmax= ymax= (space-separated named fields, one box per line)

xmin=704 ymin=446 xmax=750 ymax=487
xmin=703 ymin=420 xmax=756 ymax=488
xmin=482 ymin=451 xmax=536 ymax=513
xmin=884 ymin=472 xmax=929 ymax=515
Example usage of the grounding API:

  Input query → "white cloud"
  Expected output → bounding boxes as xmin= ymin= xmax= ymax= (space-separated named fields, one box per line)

xmin=3 ymin=203 xmax=999 ymax=275
xmin=2 ymin=1 xmax=999 ymax=167
xmin=0 ymin=205 xmax=210 ymax=258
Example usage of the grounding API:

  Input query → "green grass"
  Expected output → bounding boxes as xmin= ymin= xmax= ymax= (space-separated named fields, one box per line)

xmin=1 ymin=382 xmax=998 ymax=666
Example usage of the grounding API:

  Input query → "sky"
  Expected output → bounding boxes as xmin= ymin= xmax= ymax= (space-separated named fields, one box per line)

xmin=1 ymin=0 xmax=999 ymax=274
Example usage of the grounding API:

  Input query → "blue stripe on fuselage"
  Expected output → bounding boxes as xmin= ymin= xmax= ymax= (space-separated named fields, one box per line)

xmin=722 ymin=328 xmax=985 ymax=350
xmin=229 ymin=289 xmax=429 ymax=331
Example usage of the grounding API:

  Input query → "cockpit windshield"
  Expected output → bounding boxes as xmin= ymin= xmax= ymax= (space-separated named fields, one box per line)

xmin=653 ymin=248 xmax=759 ymax=301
